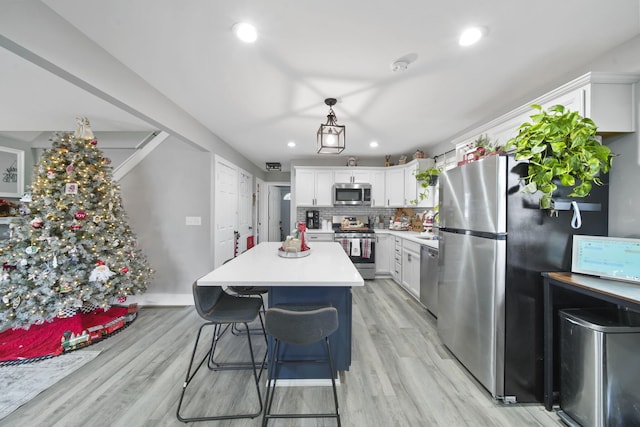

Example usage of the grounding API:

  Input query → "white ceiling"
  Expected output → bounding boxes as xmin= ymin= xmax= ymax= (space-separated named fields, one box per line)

xmin=1 ymin=0 xmax=640 ymax=172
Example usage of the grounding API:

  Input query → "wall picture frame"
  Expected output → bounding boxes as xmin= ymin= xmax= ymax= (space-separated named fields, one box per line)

xmin=0 ymin=146 xmax=24 ymax=198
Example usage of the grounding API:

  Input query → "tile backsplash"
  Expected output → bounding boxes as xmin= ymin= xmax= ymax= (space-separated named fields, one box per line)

xmin=295 ymin=206 xmax=428 ymax=230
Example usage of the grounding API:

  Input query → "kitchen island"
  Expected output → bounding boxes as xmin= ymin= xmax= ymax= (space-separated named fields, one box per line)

xmin=197 ymin=241 xmax=364 ymax=380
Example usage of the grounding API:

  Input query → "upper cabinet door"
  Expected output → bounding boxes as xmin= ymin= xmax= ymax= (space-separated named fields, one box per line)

xmin=295 ymin=169 xmax=317 ymax=206
xmin=352 ymin=170 xmax=372 ymax=183
xmin=295 ymin=168 xmax=333 ymax=207
xmin=385 ymin=168 xmax=404 ymax=207
xmin=333 ymin=170 xmax=353 ymax=184
xmin=315 ymin=170 xmax=334 ymax=206
xmin=369 ymin=170 xmax=386 ymax=207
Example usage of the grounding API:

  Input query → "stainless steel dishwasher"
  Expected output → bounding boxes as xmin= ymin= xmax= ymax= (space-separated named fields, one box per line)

xmin=420 ymin=245 xmax=439 ymax=317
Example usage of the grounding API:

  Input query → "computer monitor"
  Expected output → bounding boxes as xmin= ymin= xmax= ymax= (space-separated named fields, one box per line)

xmin=572 ymin=235 xmax=640 ymax=284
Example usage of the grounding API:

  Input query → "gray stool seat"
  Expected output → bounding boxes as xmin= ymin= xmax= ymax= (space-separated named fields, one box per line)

xmin=224 ymin=258 xmax=269 ymax=336
xmin=266 ymin=305 xmax=338 ymax=344
xmin=262 ymin=304 xmax=341 ymax=427
xmin=176 ymin=282 xmax=267 ymax=423
xmin=201 ymin=291 xmax=263 ymax=323
xmin=229 ymin=286 xmax=269 ymax=295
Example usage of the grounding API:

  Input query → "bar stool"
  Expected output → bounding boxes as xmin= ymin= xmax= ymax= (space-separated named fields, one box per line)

xmin=262 ymin=305 xmax=341 ymax=427
xmin=223 ymin=258 xmax=269 ymax=335
xmin=176 ymin=282 xmax=267 ymax=423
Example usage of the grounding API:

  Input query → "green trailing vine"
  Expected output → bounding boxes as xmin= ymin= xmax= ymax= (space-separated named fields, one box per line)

xmin=506 ymin=104 xmax=613 ymax=209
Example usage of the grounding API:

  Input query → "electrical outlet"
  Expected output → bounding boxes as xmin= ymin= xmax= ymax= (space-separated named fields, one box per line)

xmin=185 ymin=216 xmax=201 ymax=226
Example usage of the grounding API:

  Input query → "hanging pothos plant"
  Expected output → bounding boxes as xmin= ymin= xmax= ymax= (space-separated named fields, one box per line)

xmin=506 ymin=104 xmax=613 ymax=209
xmin=412 ymin=166 xmax=442 ymax=204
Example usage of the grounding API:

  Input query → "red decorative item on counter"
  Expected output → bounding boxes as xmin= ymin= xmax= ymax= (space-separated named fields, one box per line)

xmin=297 ymin=222 xmax=310 ymax=251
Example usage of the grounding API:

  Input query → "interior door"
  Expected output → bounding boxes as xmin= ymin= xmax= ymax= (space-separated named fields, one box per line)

xmin=214 ymin=156 xmax=238 ymax=267
xmin=268 ymin=185 xmax=281 ymax=241
xmin=237 ymin=168 xmax=253 ymax=253
xmin=256 ymin=177 xmax=265 ymax=244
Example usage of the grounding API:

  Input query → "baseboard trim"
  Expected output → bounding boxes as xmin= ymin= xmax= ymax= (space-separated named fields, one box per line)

xmin=124 ymin=293 xmax=193 ymax=306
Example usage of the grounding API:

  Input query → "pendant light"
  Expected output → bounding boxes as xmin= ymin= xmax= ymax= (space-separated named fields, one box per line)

xmin=317 ymin=98 xmax=345 ymax=154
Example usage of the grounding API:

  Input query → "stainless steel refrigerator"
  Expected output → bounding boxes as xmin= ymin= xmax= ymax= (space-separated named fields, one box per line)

xmin=437 ymin=154 xmax=608 ymax=403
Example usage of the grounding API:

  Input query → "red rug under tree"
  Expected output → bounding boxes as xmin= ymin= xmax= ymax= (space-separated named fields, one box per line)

xmin=0 ymin=306 xmax=130 ymax=363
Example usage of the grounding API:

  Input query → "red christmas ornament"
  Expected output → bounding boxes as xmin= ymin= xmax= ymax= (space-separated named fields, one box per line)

xmin=70 ymin=224 xmax=82 ymax=230
xmin=120 ymin=267 xmax=129 ymax=273
xmin=30 ymin=218 xmax=44 ymax=229
xmin=2 ymin=263 xmax=16 ymax=271
xmin=90 ymin=139 xmax=98 ymax=145
xmin=75 ymin=211 xmax=87 ymax=220
xmin=96 ymin=260 xmax=106 ymax=266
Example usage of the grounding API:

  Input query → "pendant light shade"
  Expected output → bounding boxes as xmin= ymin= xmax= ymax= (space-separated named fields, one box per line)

xmin=317 ymin=98 xmax=345 ymax=154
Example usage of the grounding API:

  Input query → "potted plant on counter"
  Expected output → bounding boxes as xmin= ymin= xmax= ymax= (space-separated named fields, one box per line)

xmin=506 ymin=104 xmax=613 ymax=209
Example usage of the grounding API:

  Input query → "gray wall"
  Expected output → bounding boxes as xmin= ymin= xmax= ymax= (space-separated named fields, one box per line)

xmin=0 ymin=135 xmax=36 ymax=191
xmin=117 ymin=136 xmax=212 ymax=299
xmin=608 ymin=128 xmax=640 ymax=238
xmin=584 ymin=35 xmax=640 ymax=238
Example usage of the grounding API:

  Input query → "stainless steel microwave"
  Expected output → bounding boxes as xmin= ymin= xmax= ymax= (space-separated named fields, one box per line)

xmin=333 ymin=183 xmax=372 ymax=206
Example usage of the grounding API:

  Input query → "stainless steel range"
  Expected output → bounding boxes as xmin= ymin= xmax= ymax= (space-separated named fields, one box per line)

xmin=332 ymin=216 xmax=376 ymax=280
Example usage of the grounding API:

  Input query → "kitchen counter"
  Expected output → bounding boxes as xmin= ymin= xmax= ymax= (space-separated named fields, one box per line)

xmin=197 ymin=241 xmax=362 ymax=379
xmin=374 ymin=229 xmax=439 ymax=249
xmin=198 ymin=241 xmax=363 ymax=287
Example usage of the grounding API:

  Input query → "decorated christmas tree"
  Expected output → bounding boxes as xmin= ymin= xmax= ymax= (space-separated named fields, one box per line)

xmin=0 ymin=118 xmax=152 ymax=329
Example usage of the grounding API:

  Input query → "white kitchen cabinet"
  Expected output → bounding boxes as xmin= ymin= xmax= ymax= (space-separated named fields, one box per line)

xmin=385 ymin=168 xmax=404 ymax=207
xmin=305 ymin=231 xmax=334 ymax=242
xmin=333 ymin=168 xmax=385 ymax=207
xmin=333 ymin=169 xmax=372 ymax=184
xmin=374 ymin=233 xmax=393 ymax=276
xmin=392 ymin=236 xmax=402 ymax=283
xmin=401 ymin=240 xmax=421 ymax=298
xmin=405 ymin=159 xmax=435 ymax=207
xmin=295 ymin=168 xmax=333 ymax=207
xmin=452 ymin=72 xmax=640 ymax=158
xmin=540 ymin=75 xmax=638 ymax=133
xmin=369 ymin=170 xmax=386 ymax=207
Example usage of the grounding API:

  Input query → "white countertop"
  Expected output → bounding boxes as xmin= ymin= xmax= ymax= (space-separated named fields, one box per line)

xmin=374 ymin=229 xmax=439 ymax=249
xmin=304 ymin=229 xmax=336 ymax=234
xmin=197 ymin=242 xmax=364 ymax=287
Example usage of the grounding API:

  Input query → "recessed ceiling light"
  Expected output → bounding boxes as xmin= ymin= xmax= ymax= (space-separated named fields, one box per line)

xmin=287 ymin=141 xmax=296 ymax=148
xmin=233 ymin=22 xmax=257 ymax=43
xmin=459 ymin=26 xmax=485 ymax=46
xmin=370 ymin=141 xmax=379 ymax=148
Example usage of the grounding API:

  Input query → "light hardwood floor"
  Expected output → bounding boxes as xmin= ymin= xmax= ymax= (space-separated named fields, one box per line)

xmin=1 ymin=279 xmax=564 ymax=426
